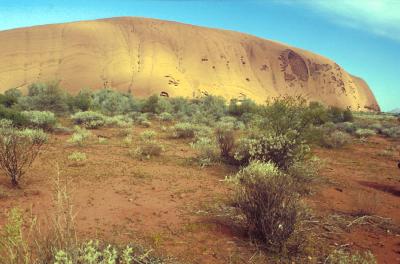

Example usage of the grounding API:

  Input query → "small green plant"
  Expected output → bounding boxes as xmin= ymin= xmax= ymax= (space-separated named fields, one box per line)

xmin=321 ymin=131 xmax=352 ymax=148
xmin=158 ymin=112 xmax=173 ymax=122
xmin=130 ymin=131 xmax=163 ymax=159
xmin=0 ymin=208 xmax=31 ymax=263
xmin=382 ymin=126 xmax=400 ymax=138
xmin=171 ymin=122 xmax=198 ymax=139
xmin=355 ymin=128 xmax=376 ymax=138
xmin=68 ymin=152 xmax=87 ymax=165
xmin=140 ymin=130 xmax=157 ymax=141
xmin=22 ymin=110 xmax=57 ymax=131
xmin=325 ymin=249 xmax=377 ymax=264
xmin=104 ymin=115 xmax=132 ymax=128
xmin=68 ymin=126 xmax=91 ymax=146
xmin=71 ymin=111 xmax=106 ymax=129
xmin=190 ymin=137 xmax=219 ymax=167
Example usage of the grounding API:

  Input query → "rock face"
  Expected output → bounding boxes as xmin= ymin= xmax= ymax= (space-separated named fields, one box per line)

xmin=0 ymin=17 xmax=380 ymax=111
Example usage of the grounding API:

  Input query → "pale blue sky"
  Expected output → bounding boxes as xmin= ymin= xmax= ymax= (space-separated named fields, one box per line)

xmin=0 ymin=0 xmax=398 ymax=111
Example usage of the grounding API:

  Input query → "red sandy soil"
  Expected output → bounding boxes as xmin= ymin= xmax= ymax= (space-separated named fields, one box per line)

xmin=0 ymin=126 xmax=399 ymax=263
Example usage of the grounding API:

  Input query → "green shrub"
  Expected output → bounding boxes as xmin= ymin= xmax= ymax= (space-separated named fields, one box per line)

xmin=228 ymin=98 xmax=258 ymax=117
xmin=67 ymin=88 xmax=92 ymax=112
xmin=321 ymin=131 xmax=352 ymax=148
xmin=171 ymin=122 xmax=198 ymax=139
xmin=305 ymin=101 xmax=330 ymax=125
xmin=71 ymin=111 xmax=106 ymax=129
xmin=382 ymin=126 xmax=400 ymax=138
xmin=104 ymin=115 xmax=132 ymax=128
xmin=92 ymin=89 xmax=137 ymax=115
xmin=18 ymin=128 xmax=48 ymax=145
xmin=234 ymin=131 xmax=310 ymax=170
xmin=0 ymin=127 xmax=46 ymax=186
xmin=287 ymin=157 xmax=321 ymax=194
xmin=190 ymin=137 xmax=219 ymax=167
xmin=158 ymin=112 xmax=173 ymax=122
xmin=0 ymin=208 xmax=31 ymax=263
xmin=68 ymin=126 xmax=92 ymax=146
xmin=18 ymin=82 xmax=69 ymax=114
xmin=0 ymin=105 xmax=29 ymax=127
xmin=130 ymin=140 xmax=163 ymax=159
xmin=141 ymin=95 xmax=173 ymax=114
xmin=336 ymin=122 xmax=357 ymax=134
xmin=140 ymin=130 xmax=157 ymax=141
xmin=21 ymin=110 xmax=57 ymax=131
xmin=67 ymin=152 xmax=87 ymax=166
xmin=325 ymin=249 xmax=377 ymax=264
xmin=215 ymin=123 xmax=235 ymax=159
xmin=354 ymin=128 xmax=376 ymax=138
xmin=234 ymin=161 xmax=300 ymax=252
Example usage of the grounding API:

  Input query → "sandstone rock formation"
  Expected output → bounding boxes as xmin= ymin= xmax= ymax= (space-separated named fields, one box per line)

xmin=0 ymin=17 xmax=380 ymax=111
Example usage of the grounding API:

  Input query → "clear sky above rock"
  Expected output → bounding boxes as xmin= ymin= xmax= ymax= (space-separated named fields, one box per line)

xmin=0 ymin=0 xmax=398 ymax=111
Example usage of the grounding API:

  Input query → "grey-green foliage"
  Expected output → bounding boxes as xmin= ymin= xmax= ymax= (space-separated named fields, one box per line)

xmin=382 ymin=126 xmax=400 ymax=138
xmin=92 ymin=89 xmax=137 ymax=115
xmin=325 ymin=249 xmax=377 ymax=264
xmin=21 ymin=111 xmax=57 ymax=131
xmin=171 ymin=122 xmax=198 ymax=139
xmin=68 ymin=126 xmax=92 ymax=146
xmin=354 ymin=128 xmax=376 ymax=138
xmin=321 ymin=131 xmax=352 ymax=149
xmin=234 ymin=130 xmax=310 ymax=170
xmin=18 ymin=82 xmax=69 ymax=114
xmin=233 ymin=161 xmax=299 ymax=253
xmin=190 ymin=137 xmax=219 ymax=167
xmin=71 ymin=111 xmax=106 ymax=129
xmin=158 ymin=112 xmax=173 ymax=122
xmin=52 ymin=240 xmax=167 ymax=264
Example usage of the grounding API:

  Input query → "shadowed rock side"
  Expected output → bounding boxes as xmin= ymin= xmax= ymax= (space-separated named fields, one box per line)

xmin=0 ymin=17 xmax=379 ymax=111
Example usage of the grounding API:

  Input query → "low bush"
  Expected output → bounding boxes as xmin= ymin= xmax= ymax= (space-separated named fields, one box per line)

xmin=171 ymin=122 xmax=198 ymax=139
xmin=325 ymin=249 xmax=377 ymax=264
xmin=335 ymin=122 xmax=357 ymax=134
xmin=18 ymin=128 xmax=48 ymax=144
xmin=71 ymin=111 xmax=106 ymax=129
xmin=354 ymin=128 xmax=376 ymax=138
xmin=0 ymin=127 xmax=46 ymax=186
xmin=215 ymin=123 xmax=235 ymax=159
xmin=234 ymin=161 xmax=300 ymax=253
xmin=382 ymin=126 xmax=400 ymax=138
xmin=68 ymin=126 xmax=92 ymax=146
xmin=140 ymin=130 xmax=157 ymax=141
xmin=287 ymin=157 xmax=321 ymax=194
xmin=22 ymin=110 xmax=57 ymax=131
xmin=68 ymin=151 xmax=87 ymax=162
xmin=158 ymin=112 xmax=174 ymax=122
xmin=18 ymin=82 xmax=69 ymax=114
xmin=233 ymin=131 xmax=310 ymax=170
xmin=321 ymin=131 xmax=352 ymax=149
xmin=130 ymin=140 xmax=163 ymax=159
xmin=131 ymin=130 xmax=163 ymax=159
xmin=104 ymin=115 xmax=132 ymax=128
xmin=92 ymin=89 xmax=137 ymax=115
xmin=0 ymin=105 xmax=29 ymax=127
xmin=190 ymin=137 xmax=220 ymax=167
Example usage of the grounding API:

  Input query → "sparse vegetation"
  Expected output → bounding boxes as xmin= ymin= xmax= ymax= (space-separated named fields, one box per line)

xmin=68 ymin=126 xmax=92 ymax=146
xmin=0 ymin=88 xmax=396 ymax=263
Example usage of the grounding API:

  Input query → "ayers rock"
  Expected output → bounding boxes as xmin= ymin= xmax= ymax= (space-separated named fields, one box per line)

xmin=0 ymin=17 xmax=380 ymax=111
